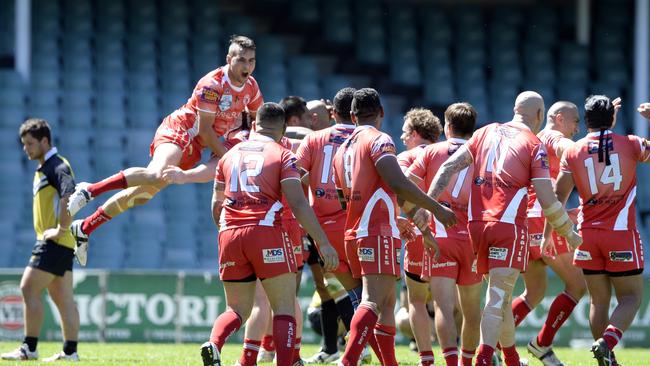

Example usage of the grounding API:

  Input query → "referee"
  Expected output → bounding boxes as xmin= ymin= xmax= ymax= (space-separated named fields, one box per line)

xmin=1 ymin=119 xmax=80 ymax=361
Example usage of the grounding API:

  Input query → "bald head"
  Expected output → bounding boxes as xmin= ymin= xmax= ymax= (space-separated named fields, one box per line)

xmin=546 ymin=101 xmax=579 ymax=138
xmin=513 ymin=91 xmax=545 ymax=132
xmin=307 ymin=100 xmax=331 ymax=131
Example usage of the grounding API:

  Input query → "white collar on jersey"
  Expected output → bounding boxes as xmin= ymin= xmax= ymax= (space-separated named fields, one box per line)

xmin=586 ymin=129 xmax=613 ymax=137
xmin=43 ymin=147 xmax=58 ymax=162
xmin=249 ymin=133 xmax=275 ymax=142
xmin=447 ymin=138 xmax=467 ymax=144
xmin=222 ymin=65 xmax=247 ymax=93
xmin=334 ymin=123 xmax=356 ymax=129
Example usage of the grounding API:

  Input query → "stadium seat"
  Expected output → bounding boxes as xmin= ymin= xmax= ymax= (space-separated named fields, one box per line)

xmin=323 ymin=0 xmax=353 ymax=44
xmin=126 ymin=92 xmax=160 ymax=129
xmin=163 ymin=248 xmax=198 ymax=269
xmin=125 ymin=128 xmax=154 ymax=167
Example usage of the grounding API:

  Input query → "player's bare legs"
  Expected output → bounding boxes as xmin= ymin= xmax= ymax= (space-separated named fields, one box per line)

xmin=405 ymin=276 xmax=433 ymax=362
xmin=514 ymin=259 xmax=547 ymax=323
xmin=261 ymin=273 xmax=299 ymax=366
xmin=585 ymin=274 xmax=612 ymax=339
xmin=47 ymin=271 xmax=79 ymax=343
xmin=240 ymin=282 xmax=272 ymax=365
xmin=20 ymin=267 xmax=54 ymax=339
xmin=457 ymin=283 xmax=482 ymax=366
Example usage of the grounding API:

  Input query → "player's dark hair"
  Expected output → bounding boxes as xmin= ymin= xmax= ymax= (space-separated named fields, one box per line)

xmin=444 ymin=102 xmax=477 ymax=137
xmin=351 ymin=88 xmax=382 ymax=121
xmin=279 ymin=96 xmax=308 ymax=122
xmin=257 ymin=102 xmax=285 ymax=128
xmin=404 ymin=108 xmax=442 ymax=143
xmin=19 ymin=118 xmax=51 ymax=144
xmin=584 ymin=95 xmax=614 ymax=166
xmin=229 ymin=35 xmax=256 ymax=54
xmin=333 ymin=87 xmax=356 ymax=121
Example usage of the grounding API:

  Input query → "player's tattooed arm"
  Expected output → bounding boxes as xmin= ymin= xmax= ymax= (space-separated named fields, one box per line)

xmin=428 ymin=145 xmax=473 ymax=199
xmin=211 ymin=181 xmax=225 ymax=228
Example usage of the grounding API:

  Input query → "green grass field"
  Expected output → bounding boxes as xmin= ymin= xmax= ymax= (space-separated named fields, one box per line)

xmin=1 ymin=342 xmax=649 ymax=365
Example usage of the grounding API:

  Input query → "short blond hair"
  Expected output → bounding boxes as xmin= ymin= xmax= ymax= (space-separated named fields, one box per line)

xmin=404 ymin=108 xmax=442 ymax=143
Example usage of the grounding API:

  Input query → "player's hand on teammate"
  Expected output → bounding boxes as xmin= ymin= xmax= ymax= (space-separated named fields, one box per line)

xmin=432 ymin=204 xmax=457 ymax=229
xmin=422 ymin=232 xmax=440 ymax=262
xmin=318 ymin=242 xmax=339 ymax=272
xmin=397 ymin=216 xmax=416 ymax=242
xmin=638 ymin=102 xmax=650 ymax=120
xmin=162 ymin=165 xmax=187 ymax=184
xmin=411 ymin=208 xmax=431 ymax=230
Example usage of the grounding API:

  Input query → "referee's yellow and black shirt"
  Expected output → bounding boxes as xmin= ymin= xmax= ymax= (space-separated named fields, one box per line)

xmin=33 ymin=147 xmax=76 ymax=249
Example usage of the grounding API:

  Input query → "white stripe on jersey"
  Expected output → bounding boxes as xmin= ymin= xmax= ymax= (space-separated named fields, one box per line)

xmin=259 ymin=201 xmax=284 ymax=226
xmin=500 ymin=187 xmax=528 ymax=224
xmin=528 ymin=198 xmax=542 ymax=218
xmin=613 ymin=186 xmax=636 ymax=230
xmin=434 ymin=217 xmax=448 ymax=238
xmin=356 ymin=188 xmax=400 ymax=239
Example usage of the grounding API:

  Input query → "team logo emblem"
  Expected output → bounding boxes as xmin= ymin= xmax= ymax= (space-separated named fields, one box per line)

xmin=219 ymin=94 xmax=233 ymax=111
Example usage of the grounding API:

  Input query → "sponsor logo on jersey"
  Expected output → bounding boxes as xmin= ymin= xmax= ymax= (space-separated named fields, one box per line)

xmin=315 ymin=188 xmax=325 ymax=198
xmin=488 ymin=247 xmax=508 ymax=261
xmin=293 ymin=245 xmax=302 ymax=254
xmin=263 ymin=248 xmax=285 ymax=263
xmin=431 ymin=261 xmax=457 ymax=268
xmin=574 ymin=250 xmax=592 ymax=261
xmin=201 ymin=87 xmax=219 ymax=102
xmin=474 ymin=176 xmax=485 ymax=185
xmin=609 ymin=251 xmax=633 ymax=262
xmin=219 ymin=94 xmax=233 ymax=111
xmin=535 ymin=149 xmax=550 ymax=169
xmin=358 ymin=247 xmax=375 ymax=262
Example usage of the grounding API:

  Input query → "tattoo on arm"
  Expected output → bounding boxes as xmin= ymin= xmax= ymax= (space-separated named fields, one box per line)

xmin=427 ymin=148 xmax=473 ymax=199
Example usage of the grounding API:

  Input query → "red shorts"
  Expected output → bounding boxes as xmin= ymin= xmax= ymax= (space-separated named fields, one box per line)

xmin=422 ymin=236 xmax=481 ymax=285
xmin=345 ymin=235 xmax=401 ymax=278
xmin=323 ymin=228 xmax=350 ymax=274
xmin=218 ymin=226 xmax=297 ymax=281
xmin=283 ymin=219 xmax=305 ymax=267
xmin=404 ymin=236 xmax=425 ymax=277
xmin=150 ymin=115 xmax=205 ymax=170
xmin=527 ymin=217 xmax=570 ymax=261
xmin=468 ymin=221 xmax=528 ymax=275
xmin=574 ymin=229 xmax=644 ymax=273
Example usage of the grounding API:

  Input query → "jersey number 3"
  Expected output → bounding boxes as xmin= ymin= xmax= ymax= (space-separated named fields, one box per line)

xmin=229 ymin=153 xmax=264 ymax=192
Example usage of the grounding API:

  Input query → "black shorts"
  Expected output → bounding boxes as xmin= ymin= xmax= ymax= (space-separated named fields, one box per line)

xmin=28 ymin=240 xmax=74 ymax=276
xmin=306 ymin=235 xmax=322 ymax=266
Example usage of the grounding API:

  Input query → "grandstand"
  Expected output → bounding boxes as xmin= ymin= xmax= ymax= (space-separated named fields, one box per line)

xmin=0 ymin=0 xmax=648 ymax=270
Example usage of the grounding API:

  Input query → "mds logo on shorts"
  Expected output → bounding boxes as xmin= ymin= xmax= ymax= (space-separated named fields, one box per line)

xmin=609 ymin=251 xmax=633 ymax=262
xmin=488 ymin=247 xmax=508 ymax=261
xmin=358 ymin=248 xmax=375 ymax=262
xmin=263 ymin=248 xmax=285 ymax=264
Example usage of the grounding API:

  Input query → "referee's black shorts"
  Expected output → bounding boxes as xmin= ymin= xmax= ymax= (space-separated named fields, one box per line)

xmin=28 ymin=240 xmax=74 ymax=276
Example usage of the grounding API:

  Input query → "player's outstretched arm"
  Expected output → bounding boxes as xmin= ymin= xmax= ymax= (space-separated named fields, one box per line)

xmin=375 ymin=155 xmax=456 ymax=228
xmin=282 ymin=178 xmax=339 ymax=272
xmin=533 ymin=176 xmax=581 ymax=249
xmin=211 ymin=181 xmax=225 ymax=228
xmin=197 ymin=110 xmax=228 ymax=158
xmin=162 ymin=156 xmax=220 ymax=184
xmin=428 ymin=145 xmax=473 ymax=200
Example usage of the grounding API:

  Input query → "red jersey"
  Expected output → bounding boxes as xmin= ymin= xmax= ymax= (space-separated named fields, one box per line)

xmin=296 ymin=124 xmax=356 ymax=226
xmin=169 ymin=66 xmax=263 ymax=143
xmin=527 ymin=128 xmax=574 ymax=218
xmin=397 ymin=145 xmax=427 ymax=173
xmin=407 ymin=138 xmax=472 ymax=238
xmin=466 ymin=122 xmax=551 ymax=226
xmin=560 ymin=131 xmax=649 ymax=230
xmin=333 ymin=125 xmax=400 ymax=240
xmin=215 ymin=134 xmax=301 ymax=230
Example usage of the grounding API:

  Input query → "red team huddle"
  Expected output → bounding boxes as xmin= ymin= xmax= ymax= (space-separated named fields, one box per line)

xmin=33 ymin=35 xmax=647 ymax=366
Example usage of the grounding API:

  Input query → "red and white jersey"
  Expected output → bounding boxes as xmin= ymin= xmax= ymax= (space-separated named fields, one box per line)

xmin=296 ymin=124 xmax=356 ymax=227
xmin=279 ymin=136 xmax=301 ymax=222
xmin=407 ymin=138 xmax=472 ymax=238
xmin=333 ymin=125 xmax=400 ymax=240
xmin=215 ymin=134 xmax=301 ymax=230
xmin=560 ymin=130 xmax=650 ymax=230
xmin=168 ymin=66 xmax=263 ymax=143
xmin=397 ymin=145 xmax=427 ymax=173
xmin=527 ymin=128 xmax=574 ymax=218
xmin=466 ymin=122 xmax=551 ymax=226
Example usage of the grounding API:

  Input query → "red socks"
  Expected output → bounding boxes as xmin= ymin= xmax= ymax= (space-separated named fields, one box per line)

xmin=261 ymin=334 xmax=275 ymax=352
xmin=419 ymin=350 xmax=434 ymax=366
xmin=81 ymin=207 xmax=111 ymax=235
xmin=367 ymin=332 xmax=383 ymax=364
xmin=461 ymin=348 xmax=475 ymax=366
xmin=209 ymin=310 xmax=242 ymax=351
xmin=537 ymin=291 xmax=578 ymax=347
xmin=603 ymin=325 xmax=623 ymax=350
xmin=475 ymin=344 xmax=495 ymax=366
xmin=512 ymin=296 xmax=533 ymax=326
xmin=273 ymin=315 xmax=296 ymax=366
xmin=442 ymin=347 xmax=459 ymax=366
xmin=374 ymin=324 xmax=397 ymax=366
xmin=341 ymin=303 xmax=379 ymax=366
xmin=88 ymin=171 xmax=127 ymax=197
xmin=293 ymin=337 xmax=302 ymax=363
xmin=502 ymin=345 xmax=520 ymax=366
xmin=239 ymin=338 xmax=261 ymax=366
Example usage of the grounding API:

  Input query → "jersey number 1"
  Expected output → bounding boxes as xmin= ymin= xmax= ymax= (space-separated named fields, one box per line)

xmin=229 ymin=153 xmax=264 ymax=192
xmin=583 ymin=153 xmax=622 ymax=195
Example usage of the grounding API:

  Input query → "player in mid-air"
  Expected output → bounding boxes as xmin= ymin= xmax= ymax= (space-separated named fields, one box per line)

xmin=406 ymin=103 xmax=482 ymax=366
xmin=554 ymin=96 xmax=650 ymax=366
xmin=419 ymin=91 xmax=581 ymax=366
xmin=333 ymin=88 xmax=456 ymax=366
xmin=200 ymin=102 xmax=339 ymax=366
xmin=66 ymin=35 xmax=263 ymax=264
xmin=512 ymin=101 xmax=587 ymax=366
